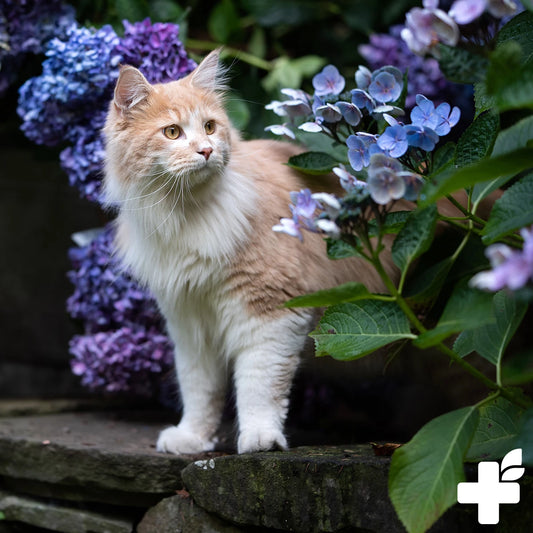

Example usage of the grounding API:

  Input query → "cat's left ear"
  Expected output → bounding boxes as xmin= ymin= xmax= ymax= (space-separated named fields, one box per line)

xmin=190 ymin=49 xmax=228 ymax=92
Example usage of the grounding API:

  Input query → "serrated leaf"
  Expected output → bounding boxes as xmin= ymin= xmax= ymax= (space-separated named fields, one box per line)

xmin=326 ymin=238 xmax=363 ymax=260
xmin=486 ymin=41 xmax=533 ymax=111
xmin=368 ymin=211 xmax=411 ymax=237
xmin=466 ymin=397 xmax=524 ymax=462
xmin=437 ymin=44 xmax=489 ymax=83
xmin=455 ymin=111 xmax=499 ymax=168
xmin=432 ymin=142 xmax=456 ymax=173
xmin=497 ymin=11 xmax=533 ymax=64
xmin=474 ymin=81 xmax=496 ymax=117
xmin=284 ymin=282 xmax=371 ymax=308
xmin=471 ymin=114 xmax=533 ymax=204
xmin=208 ymin=0 xmax=241 ymax=43
xmin=310 ymin=301 xmax=415 ymax=361
xmin=392 ymin=205 xmax=437 ymax=274
xmin=287 ymin=151 xmax=339 ymax=175
xmin=389 ymin=406 xmax=479 ymax=533
xmin=420 ymin=147 xmax=533 ymax=206
xmin=514 ymin=407 xmax=533 ymax=466
xmin=415 ymin=282 xmax=495 ymax=348
xmin=482 ymin=172 xmax=533 ymax=243
xmin=404 ymin=257 xmax=454 ymax=304
xmin=454 ymin=291 xmax=527 ymax=366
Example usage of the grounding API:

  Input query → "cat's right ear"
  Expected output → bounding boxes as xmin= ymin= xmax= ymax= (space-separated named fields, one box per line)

xmin=114 ymin=66 xmax=152 ymax=113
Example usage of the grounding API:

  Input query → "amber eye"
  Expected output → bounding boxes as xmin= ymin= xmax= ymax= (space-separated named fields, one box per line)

xmin=163 ymin=125 xmax=181 ymax=139
xmin=204 ymin=120 xmax=216 ymax=135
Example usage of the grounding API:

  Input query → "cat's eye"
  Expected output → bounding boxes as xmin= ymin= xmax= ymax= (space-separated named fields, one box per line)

xmin=163 ymin=125 xmax=182 ymax=139
xmin=204 ymin=120 xmax=216 ymax=135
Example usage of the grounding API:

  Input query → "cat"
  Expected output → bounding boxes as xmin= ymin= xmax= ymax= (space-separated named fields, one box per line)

xmin=103 ymin=49 xmax=392 ymax=454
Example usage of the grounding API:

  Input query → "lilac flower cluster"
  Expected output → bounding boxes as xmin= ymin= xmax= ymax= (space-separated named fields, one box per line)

xmin=67 ymin=225 xmax=174 ymax=395
xmin=470 ymin=227 xmax=533 ymax=291
xmin=17 ymin=18 xmax=196 ymax=201
xmin=402 ymin=0 xmax=518 ymax=55
xmin=0 ymin=0 xmax=76 ymax=95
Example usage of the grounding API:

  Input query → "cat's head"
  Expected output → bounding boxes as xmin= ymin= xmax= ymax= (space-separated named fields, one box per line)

xmin=104 ymin=49 xmax=233 ymax=200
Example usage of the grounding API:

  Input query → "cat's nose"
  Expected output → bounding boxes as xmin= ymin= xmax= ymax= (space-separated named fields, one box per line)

xmin=197 ymin=147 xmax=213 ymax=160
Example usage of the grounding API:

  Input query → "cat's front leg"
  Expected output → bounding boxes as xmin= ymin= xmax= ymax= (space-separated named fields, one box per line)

xmin=233 ymin=314 xmax=307 ymax=454
xmin=157 ymin=346 xmax=227 ymax=455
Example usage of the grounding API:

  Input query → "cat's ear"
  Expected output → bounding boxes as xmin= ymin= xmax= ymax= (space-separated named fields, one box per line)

xmin=114 ymin=66 xmax=153 ymax=112
xmin=190 ymin=49 xmax=228 ymax=92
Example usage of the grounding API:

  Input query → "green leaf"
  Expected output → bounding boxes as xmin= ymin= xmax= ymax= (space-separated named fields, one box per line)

xmin=208 ymin=0 xmax=241 ymax=43
xmin=415 ymin=283 xmax=495 ymax=348
xmin=389 ymin=406 xmax=479 ymax=533
xmin=474 ymin=81 xmax=496 ymax=118
xmin=486 ymin=41 xmax=533 ymax=111
xmin=482 ymin=172 xmax=533 ymax=243
xmin=455 ymin=111 xmax=499 ymax=168
xmin=454 ymin=291 xmax=528 ymax=366
xmin=521 ymin=0 xmax=533 ymax=12
xmin=501 ymin=350 xmax=533 ymax=386
xmin=262 ymin=55 xmax=325 ymax=91
xmin=497 ymin=11 xmax=533 ymax=64
xmin=514 ymin=407 xmax=533 ymax=466
xmin=149 ymin=0 xmax=185 ymax=21
xmin=310 ymin=301 xmax=416 ymax=361
xmin=368 ymin=211 xmax=411 ymax=237
xmin=392 ymin=205 xmax=438 ymax=274
xmin=115 ymin=0 xmax=149 ymax=21
xmin=326 ymin=238 xmax=363 ymax=260
xmin=437 ymin=44 xmax=489 ymax=84
xmin=466 ymin=397 xmax=524 ymax=462
xmin=284 ymin=282 xmax=372 ymax=308
xmin=287 ymin=151 xmax=339 ymax=175
xmin=404 ymin=257 xmax=454 ymax=305
xmin=420 ymin=147 xmax=533 ymax=206
xmin=432 ymin=142 xmax=456 ymax=173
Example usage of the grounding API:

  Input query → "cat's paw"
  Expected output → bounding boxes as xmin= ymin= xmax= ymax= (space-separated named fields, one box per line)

xmin=156 ymin=425 xmax=216 ymax=455
xmin=237 ymin=427 xmax=288 ymax=454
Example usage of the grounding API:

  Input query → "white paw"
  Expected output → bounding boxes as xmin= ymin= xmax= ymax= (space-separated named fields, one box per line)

xmin=238 ymin=427 xmax=288 ymax=454
xmin=156 ymin=425 xmax=216 ymax=455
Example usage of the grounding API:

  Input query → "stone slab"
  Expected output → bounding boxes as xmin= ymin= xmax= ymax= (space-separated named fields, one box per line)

xmin=137 ymin=493 xmax=246 ymax=533
xmin=0 ymin=490 xmax=135 ymax=533
xmin=0 ymin=410 xmax=201 ymax=505
xmin=182 ymin=445 xmax=402 ymax=532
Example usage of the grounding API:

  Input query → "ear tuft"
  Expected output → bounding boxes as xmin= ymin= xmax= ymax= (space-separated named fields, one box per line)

xmin=190 ymin=49 xmax=228 ymax=92
xmin=114 ymin=66 xmax=152 ymax=111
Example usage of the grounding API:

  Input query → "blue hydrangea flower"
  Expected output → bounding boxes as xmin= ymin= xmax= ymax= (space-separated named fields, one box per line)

xmin=410 ymin=94 xmax=439 ymax=129
xmin=272 ymin=217 xmax=303 ymax=240
xmin=312 ymin=64 xmax=346 ymax=97
xmin=290 ymin=189 xmax=318 ymax=220
xmin=368 ymin=167 xmax=406 ymax=205
xmin=398 ymin=171 xmax=425 ymax=201
xmin=347 ymin=135 xmax=371 ymax=171
xmin=368 ymin=70 xmax=403 ymax=103
xmin=434 ymin=102 xmax=461 ymax=135
xmin=405 ymin=124 xmax=440 ymax=151
xmin=336 ymin=102 xmax=363 ymax=126
xmin=377 ymin=124 xmax=409 ymax=157
xmin=315 ymin=103 xmax=343 ymax=123
xmin=351 ymin=89 xmax=376 ymax=112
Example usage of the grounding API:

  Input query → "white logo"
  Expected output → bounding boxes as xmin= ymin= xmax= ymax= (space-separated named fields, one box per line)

xmin=457 ymin=448 xmax=525 ymax=524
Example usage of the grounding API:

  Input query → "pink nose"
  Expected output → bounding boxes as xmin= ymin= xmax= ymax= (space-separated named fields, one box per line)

xmin=198 ymin=147 xmax=213 ymax=160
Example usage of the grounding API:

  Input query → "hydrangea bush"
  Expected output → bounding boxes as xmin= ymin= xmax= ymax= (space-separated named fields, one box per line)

xmin=267 ymin=2 xmax=533 ymax=531
xmin=14 ymin=9 xmax=196 ymax=396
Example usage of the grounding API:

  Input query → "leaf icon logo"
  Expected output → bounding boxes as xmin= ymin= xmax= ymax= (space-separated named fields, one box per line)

xmin=500 ymin=448 xmax=525 ymax=482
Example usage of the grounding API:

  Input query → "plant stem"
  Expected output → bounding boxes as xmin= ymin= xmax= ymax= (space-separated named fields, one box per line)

xmin=370 ymin=247 xmax=531 ymax=410
xmin=186 ymin=39 xmax=273 ymax=70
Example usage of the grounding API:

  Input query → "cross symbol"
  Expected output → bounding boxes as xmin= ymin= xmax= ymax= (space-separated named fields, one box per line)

xmin=457 ymin=461 xmax=520 ymax=524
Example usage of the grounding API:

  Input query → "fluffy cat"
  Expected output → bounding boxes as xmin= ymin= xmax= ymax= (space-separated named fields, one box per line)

xmin=103 ymin=50 xmax=389 ymax=454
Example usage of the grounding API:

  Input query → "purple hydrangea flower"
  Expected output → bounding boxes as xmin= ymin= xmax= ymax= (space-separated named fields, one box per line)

xmin=70 ymin=326 xmax=174 ymax=395
xmin=117 ymin=18 xmax=196 ymax=84
xmin=312 ymin=65 xmax=346 ymax=97
xmin=470 ymin=227 xmax=533 ymax=291
xmin=272 ymin=217 xmax=303 ymax=240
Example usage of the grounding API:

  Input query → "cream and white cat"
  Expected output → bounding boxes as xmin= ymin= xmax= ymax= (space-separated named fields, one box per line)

xmin=103 ymin=50 xmax=387 ymax=454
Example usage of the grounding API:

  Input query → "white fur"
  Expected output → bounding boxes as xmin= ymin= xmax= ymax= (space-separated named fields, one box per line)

xmin=106 ymin=152 xmax=313 ymax=453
